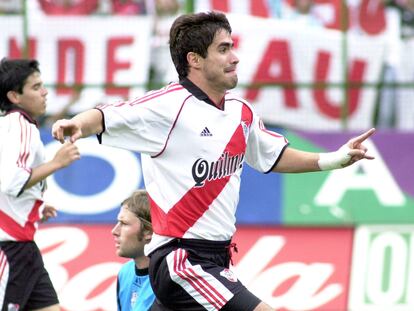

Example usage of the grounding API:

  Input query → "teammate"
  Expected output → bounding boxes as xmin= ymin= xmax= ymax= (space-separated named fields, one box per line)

xmin=112 ymin=189 xmax=155 ymax=310
xmin=0 ymin=58 xmax=80 ymax=311
xmin=52 ymin=11 xmax=375 ymax=311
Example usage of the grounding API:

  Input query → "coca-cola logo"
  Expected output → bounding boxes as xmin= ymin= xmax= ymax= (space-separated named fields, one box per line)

xmin=37 ymin=225 xmax=352 ymax=311
xmin=234 ymin=235 xmax=344 ymax=310
xmin=37 ymin=225 xmax=123 ymax=311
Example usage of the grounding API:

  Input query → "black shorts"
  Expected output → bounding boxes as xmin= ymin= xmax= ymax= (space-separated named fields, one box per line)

xmin=0 ymin=241 xmax=59 ymax=311
xmin=148 ymin=239 xmax=261 ymax=311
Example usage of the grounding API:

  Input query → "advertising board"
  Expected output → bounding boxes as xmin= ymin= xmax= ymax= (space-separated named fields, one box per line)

xmin=38 ymin=225 xmax=353 ymax=311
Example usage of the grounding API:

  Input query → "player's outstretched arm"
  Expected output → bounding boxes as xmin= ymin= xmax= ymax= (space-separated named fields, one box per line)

xmin=273 ymin=128 xmax=376 ymax=173
xmin=52 ymin=109 xmax=103 ymax=143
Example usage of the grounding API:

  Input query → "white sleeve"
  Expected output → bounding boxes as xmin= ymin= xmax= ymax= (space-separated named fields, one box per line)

xmin=245 ymin=114 xmax=289 ymax=173
xmin=99 ymin=94 xmax=182 ymax=156
xmin=0 ymin=116 xmax=32 ymax=196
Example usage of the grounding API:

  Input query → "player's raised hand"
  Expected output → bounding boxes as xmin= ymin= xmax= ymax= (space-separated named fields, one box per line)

xmin=52 ymin=119 xmax=82 ymax=144
xmin=318 ymin=128 xmax=375 ymax=170
xmin=345 ymin=128 xmax=376 ymax=164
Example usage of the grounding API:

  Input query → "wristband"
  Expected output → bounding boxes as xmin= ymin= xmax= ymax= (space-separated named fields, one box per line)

xmin=318 ymin=145 xmax=351 ymax=171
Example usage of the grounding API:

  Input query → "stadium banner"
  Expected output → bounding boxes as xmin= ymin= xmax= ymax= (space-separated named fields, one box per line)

xmin=0 ymin=15 xmax=153 ymax=115
xmin=37 ymin=225 xmax=353 ymax=311
xmin=349 ymin=225 xmax=414 ymax=310
xmin=1 ymin=14 xmax=385 ymax=130
xmin=233 ymin=226 xmax=353 ymax=311
xmin=283 ymin=131 xmax=414 ymax=225
xmin=228 ymin=14 xmax=385 ymax=130
xmin=40 ymin=129 xmax=414 ymax=225
xmin=37 ymin=225 xmax=124 ymax=311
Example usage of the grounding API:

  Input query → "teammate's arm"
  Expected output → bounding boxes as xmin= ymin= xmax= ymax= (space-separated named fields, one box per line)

xmin=25 ymin=142 xmax=80 ymax=189
xmin=52 ymin=109 xmax=103 ymax=143
xmin=273 ymin=128 xmax=375 ymax=173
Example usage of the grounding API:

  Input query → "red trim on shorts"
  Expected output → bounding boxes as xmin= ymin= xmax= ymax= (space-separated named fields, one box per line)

xmin=0 ymin=250 xmax=8 ymax=281
xmin=174 ymin=249 xmax=226 ymax=310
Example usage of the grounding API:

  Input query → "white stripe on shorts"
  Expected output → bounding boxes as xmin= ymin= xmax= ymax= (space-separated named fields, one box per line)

xmin=166 ymin=248 xmax=234 ymax=311
xmin=0 ymin=249 xmax=10 ymax=309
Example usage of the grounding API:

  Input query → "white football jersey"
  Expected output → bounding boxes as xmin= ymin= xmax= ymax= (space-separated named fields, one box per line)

xmin=0 ymin=110 xmax=45 ymax=241
xmin=98 ymin=79 xmax=288 ymax=254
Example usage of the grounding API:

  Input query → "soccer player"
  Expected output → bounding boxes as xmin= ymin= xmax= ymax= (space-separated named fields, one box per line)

xmin=0 ymin=58 xmax=80 ymax=311
xmin=112 ymin=189 xmax=155 ymax=310
xmin=52 ymin=11 xmax=375 ymax=311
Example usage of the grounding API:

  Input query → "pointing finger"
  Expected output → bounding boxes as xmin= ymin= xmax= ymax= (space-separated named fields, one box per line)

xmin=350 ymin=128 xmax=375 ymax=145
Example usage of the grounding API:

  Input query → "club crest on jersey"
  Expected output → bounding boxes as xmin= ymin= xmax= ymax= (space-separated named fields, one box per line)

xmin=220 ymin=268 xmax=238 ymax=282
xmin=241 ymin=121 xmax=249 ymax=143
xmin=131 ymin=291 xmax=137 ymax=308
xmin=192 ymin=152 xmax=244 ymax=187
xmin=7 ymin=303 xmax=20 ymax=311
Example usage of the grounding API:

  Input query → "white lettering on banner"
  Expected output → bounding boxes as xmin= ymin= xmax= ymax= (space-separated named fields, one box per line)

xmin=44 ymin=138 xmax=142 ymax=214
xmin=252 ymin=262 xmax=342 ymax=310
xmin=37 ymin=228 xmax=344 ymax=311
xmin=59 ymin=263 xmax=119 ymax=311
xmin=235 ymin=236 xmax=285 ymax=284
xmin=36 ymin=227 xmax=89 ymax=295
xmin=367 ymin=233 xmax=407 ymax=304
xmin=349 ymin=226 xmax=414 ymax=310
xmin=315 ymin=140 xmax=406 ymax=206
xmin=36 ymin=227 xmax=120 ymax=311
xmin=234 ymin=236 xmax=342 ymax=310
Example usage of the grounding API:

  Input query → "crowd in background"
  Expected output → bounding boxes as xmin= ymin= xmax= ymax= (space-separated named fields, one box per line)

xmin=378 ymin=0 xmax=414 ymax=129
xmin=1 ymin=0 xmax=414 ymax=129
xmin=0 ymin=0 xmax=188 ymax=15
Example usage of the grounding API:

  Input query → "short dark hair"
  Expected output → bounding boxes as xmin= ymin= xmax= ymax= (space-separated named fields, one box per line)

xmin=121 ymin=189 xmax=152 ymax=235
xmin=0 ymin=58 xmax=40 ymax=112
xmin=169 ymin=11 xmax=232 ymax=79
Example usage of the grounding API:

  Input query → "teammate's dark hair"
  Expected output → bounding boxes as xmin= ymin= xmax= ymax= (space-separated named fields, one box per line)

xmin=121 ymin=189 xmax=152 ymax=237
xmin=169 ymin=11 xmax=232 ymax=79
xmin=0 ymin=58 xmax=40 ymax=113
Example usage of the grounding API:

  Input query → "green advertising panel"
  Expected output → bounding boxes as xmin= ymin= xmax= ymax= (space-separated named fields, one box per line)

xmin=349 ymin=225 xmax=414 ymax=310
xmin=283 ymin=131 xmax=414 ymax=225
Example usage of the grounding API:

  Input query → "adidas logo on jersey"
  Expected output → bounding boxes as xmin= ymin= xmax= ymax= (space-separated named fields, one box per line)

xmin=200 ymin=127 xmax=212 ymax=137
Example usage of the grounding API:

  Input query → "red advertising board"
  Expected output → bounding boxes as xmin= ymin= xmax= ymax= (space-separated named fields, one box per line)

xmin=37 ymin=224 xmax=126 ymax=311
xmin=37 ymin=225 xmax=353 ymax=311
xmin=232 ymin=226 xmax=353 ymax=310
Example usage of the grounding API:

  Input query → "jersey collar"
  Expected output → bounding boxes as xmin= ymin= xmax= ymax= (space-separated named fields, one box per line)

xmin=135 ymin=265 xmax=149 ymax=276
xmin=180 ymin=78 xmax=225 ymax=110
xmin=6 ymin=108 xmax=39 ymax=127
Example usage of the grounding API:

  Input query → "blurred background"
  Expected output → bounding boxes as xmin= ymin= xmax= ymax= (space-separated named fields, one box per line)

xmin=1 ymin=0 xmax=414 ymax=310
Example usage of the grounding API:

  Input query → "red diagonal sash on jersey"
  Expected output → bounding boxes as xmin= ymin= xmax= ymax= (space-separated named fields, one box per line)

xmin=0 ymin=199 xmax=42 ymax=241
xmin=150 ymin=104 xmax=253 ymax=237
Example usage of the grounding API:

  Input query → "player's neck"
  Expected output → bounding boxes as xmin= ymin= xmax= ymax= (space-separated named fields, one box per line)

xmin=188 ymin=76 xmax=226 ymax=108
xmin=134 ymin=255 xmax=150 ymax=269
